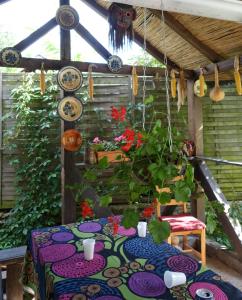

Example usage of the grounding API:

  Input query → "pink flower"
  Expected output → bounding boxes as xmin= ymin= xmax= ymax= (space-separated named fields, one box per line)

xmin=93 ymin=137 xmax=101 ymax=144
xmin=114 ymin=135 xmax=125 ymax=142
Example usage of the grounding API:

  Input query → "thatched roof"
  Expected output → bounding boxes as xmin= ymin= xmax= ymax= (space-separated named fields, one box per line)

xmin=95 ymin=0 xmax=242 ymax=79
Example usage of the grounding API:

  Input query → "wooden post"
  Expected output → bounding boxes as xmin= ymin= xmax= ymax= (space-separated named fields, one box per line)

xmin=187 ymin=80 xmax=205 ymax=222
xmin=6 ymin=264 xmax=23 ymax=300
xmin=60 ymin=0 xmax=76 ymax=224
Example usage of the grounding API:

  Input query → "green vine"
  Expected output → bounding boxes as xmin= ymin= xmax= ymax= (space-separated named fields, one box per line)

xmin=0 ymin=73 xmax=61 ymax=249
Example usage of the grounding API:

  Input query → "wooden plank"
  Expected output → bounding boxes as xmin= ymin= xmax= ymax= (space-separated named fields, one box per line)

xmin=0 ymin=57 xmax=168 ymax=76
xmin=0 ymin=246 xmax=26 ymax=265
xmin=75 ymin=23 xmax=111 ymax=60
xmin=150 ymin=9 xmax=223 ymax=62
xmin=14 ymin=18 xmax=58 ymax=52
xmin=6 ymin=263 xmax=23 ymax=300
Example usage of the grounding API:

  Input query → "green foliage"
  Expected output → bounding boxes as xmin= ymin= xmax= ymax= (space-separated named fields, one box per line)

xmin=122 ymin=209 xmax=139 ymax=229
xmin=148 ymin=220 xmax=170 ymax=244
xmin=0 ymin=73 xmax=61 ymax=249
xmin=205 ymin=200 xmax=232 ymax=249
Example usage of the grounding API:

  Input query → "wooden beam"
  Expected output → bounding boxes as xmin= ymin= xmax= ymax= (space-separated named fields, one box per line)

xmin=60 ymin=0 xmax=76 ymax=224
xmin=14 ymin=18 xmax=58 ymax=52
xmin=79 ymin=0 xmax=189 ymax=74
xmin=0 ymin=57 xmax=169 ymax=76
xmin=75 ymin=23 xmax=111 ymax=60
xmin=150 ymin=9 xmax=224 ymax=62
xmin=194 ymin=55 xmax=242 ymax=77
xmin=0 ymin=0 xmax=11 ymax=4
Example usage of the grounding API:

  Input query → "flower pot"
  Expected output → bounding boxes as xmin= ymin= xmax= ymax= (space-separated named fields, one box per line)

xmin=96 ymin=150 xmax=129 ymax=163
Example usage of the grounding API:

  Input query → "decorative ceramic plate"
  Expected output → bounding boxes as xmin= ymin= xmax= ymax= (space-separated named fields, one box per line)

xmin=56 ymin=5 xmax=79 ymax=30
xmin=0 ymin=47 xmax=21 ymax=66
xmin=57 ymin=66 xmax=83 ymax=92
xmin=107 ymin=55 xmax=123 ymax=73
xmin=58 ymin=96 xmax=83 ymax=122
xmin=61 ymin=129 xmax=82 ymax=152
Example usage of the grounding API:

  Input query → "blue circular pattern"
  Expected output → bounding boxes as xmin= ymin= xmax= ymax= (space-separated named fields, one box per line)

xmin=123 ymin=236 xmax=179 ymax=259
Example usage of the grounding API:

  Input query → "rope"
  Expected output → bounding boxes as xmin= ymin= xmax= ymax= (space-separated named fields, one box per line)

xmin=142 ymin=8 xmax=147 ymax=131
xmin=160 ymin=0 xmax=173 ymax=152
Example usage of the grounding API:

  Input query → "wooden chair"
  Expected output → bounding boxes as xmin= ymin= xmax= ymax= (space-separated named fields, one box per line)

xmin=156 ymin=199 xmax=206 ymax=266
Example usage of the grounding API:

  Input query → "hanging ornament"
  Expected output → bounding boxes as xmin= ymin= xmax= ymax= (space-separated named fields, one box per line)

xmin=234 ymin=56 xmax=242 ymax=95
xmin=108 ymin=3 xmax=136 ymax=50
xmin=57 ymin=66 xmax=83 ymax=92
xmin=107 ymin=55 xmax=123 ymax=73
xmin=194 ymin=68 xmax=207 ymax=97
xmin=88 ymin=64 xmax=96 ymax=101
xmin=39 ymin=62 xmax=46 ymax=95
xmin=170 ymin=69 xmax=177 ymax=99
xmin=0 ymin=47 xmax=21 ymax=66
xmin=132 ymin=66 xmax=139 ymax=96
xmin=177 ymin=70 xmax=186 ymax=111
xmin=62 ymin=129 xmax=82 ymax=152
xmin=56 ymin=5 xmax=79 ymax=30
xmin=58 ymin=96 xmax=83 ymax=122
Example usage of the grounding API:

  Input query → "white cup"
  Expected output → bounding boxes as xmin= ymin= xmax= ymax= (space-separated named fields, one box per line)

xmin=137 ymin=221 xmax=147 ymax=237
xmin=83 ymin=238 xmax=95 ymax=260
xmin=164 ymin=270 xmax=186 ymax=288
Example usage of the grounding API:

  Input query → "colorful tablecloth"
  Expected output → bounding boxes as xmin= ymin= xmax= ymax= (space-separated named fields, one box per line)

xmin=22 ymin=218 xmax=242 ymax=300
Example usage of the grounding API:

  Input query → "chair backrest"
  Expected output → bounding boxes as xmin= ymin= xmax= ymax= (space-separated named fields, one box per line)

xmin=155 ymin=199 xmax=187 ymax=217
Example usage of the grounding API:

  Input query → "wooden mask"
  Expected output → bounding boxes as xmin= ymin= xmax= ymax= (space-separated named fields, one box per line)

xmin=108 ymin=3 xmax=136 ymax=50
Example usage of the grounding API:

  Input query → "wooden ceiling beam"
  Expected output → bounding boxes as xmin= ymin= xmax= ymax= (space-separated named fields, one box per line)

xmin=79 ymin=0 xmax=195 ymax=77
xmin=150 ymin=9 xmax=224 ymax=62
xmin=75 ymin=23 xmax=111 ymax=60
xmin=0 ymin=56 xmax=167 ymax=76
xmin=193 ymin=55 xmax=242 ymax=77
xmin=14 ymin=18 xmax=58 ymax=52
xmin=0 ymin=0 xmax=11 ymax=4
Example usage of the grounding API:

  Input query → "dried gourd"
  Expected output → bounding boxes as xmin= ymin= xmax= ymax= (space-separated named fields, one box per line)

xmin=179 ymin=70 xmax=186 ymax=104
xmin=199 ymin=68 xmax=205 ymax=97
xmin=132 ymin=66 xmax=138 ymax=96
xmin=170 ymin=69 xmax=177 ymax=98
xmin=39 ymin=63 xmax=46 ymax=95
xmin=234 ymin=56 xmax=242 ymax=95
xmin=88 ymin=64 xmax=95 ymax=101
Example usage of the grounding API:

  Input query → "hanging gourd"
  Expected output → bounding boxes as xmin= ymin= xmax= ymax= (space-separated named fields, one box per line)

xmin=170 ymin=69 xmax=177 ymax=98
xmin=132 ymin=66 xmax=138 ymax=96
xmin=199 ymin=68 xmax=205 ymax=97
xmin=39 ymin=62 xmax=46 ymax=95
xmin=108 ymin=3 xmax=136 ymax=50
xmin=234 ymin=56 xmax=242 ymax=95
xmin=177 ymin=70 xmax=186 ymax=111
xmin=88 ymin=64 xmax=96 ymax=101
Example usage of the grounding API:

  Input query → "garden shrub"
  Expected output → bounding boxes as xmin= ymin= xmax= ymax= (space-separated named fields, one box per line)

xmin=0 ymin=73 xmax=61 ymax=249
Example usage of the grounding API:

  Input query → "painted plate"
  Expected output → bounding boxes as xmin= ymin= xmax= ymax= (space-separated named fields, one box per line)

xmin=107 ymin=55 xmax=123 ymax=73
xmin=0 ymin=47 xmax=21 ymax=66
xmin=57 ymin=66 xmax=83 ymax=92
xmin=58 ymin=96 xmax=83 ymax=122
xmin=56 ymin=5 xmax=79 ymax=30
xmin=61 ymin=129 xmax=82 ymax=152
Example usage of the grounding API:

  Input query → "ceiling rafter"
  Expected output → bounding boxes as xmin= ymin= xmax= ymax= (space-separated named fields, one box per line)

xmin=79 ymin=0 xmax=195 ymax=77
xmin=150 ymin=9 xmax=224 ymax=62
xmin=14 ymin=18 xmax=58 ymax=52
xmin=0 ymin=56 xmax=169 ymax=76
xmin=75 ymin=22 xmax=111 ymax=60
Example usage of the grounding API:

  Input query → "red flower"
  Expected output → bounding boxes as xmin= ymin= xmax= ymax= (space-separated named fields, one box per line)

xmin=113 ymin=223 xmax=119 ymax=235
xmin=121 ymin=142 xmax=132 ymax=152
xmin=141 ymin=205 xmax=155 ymax=219
xmin=81 ymin=200 xmax=94 ymax=219
xmin=111 ymin=106 xmax=126 ymax=122
xmin=111 ymin=106 xmax=120 ymax=121
xmin=123 ymin=128 xmax=135 ymax=142
xmin=136 ymin=132 xmax=143 ymax=148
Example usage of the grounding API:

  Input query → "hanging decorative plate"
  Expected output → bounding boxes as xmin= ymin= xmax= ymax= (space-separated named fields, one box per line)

xmin=61 ymin=129 xmax=82 ymax=151
xmin=0 ymin=47 xmax=21 ymax=66
xmin=57 ymin=66 xmax=83 ymax=92
xmin=58 ymin=96 xmax=83 ymax=122
xmin=56 ymin=5 xmax=79 ymax=30
xmin=107 ymin=55 xmax=123 ymax=73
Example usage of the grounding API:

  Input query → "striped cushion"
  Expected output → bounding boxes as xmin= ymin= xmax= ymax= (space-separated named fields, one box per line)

xmin=160 ymin=214 xmax=206 ymax=232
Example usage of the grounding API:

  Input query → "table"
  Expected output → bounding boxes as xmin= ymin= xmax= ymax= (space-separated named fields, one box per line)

xmin=22 ymin=218 xmax=242 ymax=300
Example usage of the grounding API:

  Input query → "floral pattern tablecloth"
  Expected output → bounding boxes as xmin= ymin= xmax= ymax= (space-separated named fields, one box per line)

xmin=22 ymin=218 xmax=242 ymax=300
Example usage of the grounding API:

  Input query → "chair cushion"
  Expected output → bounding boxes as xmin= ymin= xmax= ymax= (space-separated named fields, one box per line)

xmin=160 ymin=214 xmax=206 ymax=232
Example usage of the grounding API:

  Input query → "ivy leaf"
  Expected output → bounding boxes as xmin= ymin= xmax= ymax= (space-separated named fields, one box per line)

xmin=98 ymin=156 xmax=109 ymax=169
xmin=121 ymin=209 xmax=139 ymax=229
xmin=100 ymin=195 xmax=112 ymax=207
xmin=148 ymin=220 xmax=170 ymax=244
xmin=84 ymin=169 xmax=97 ymax=181
xmin=144 ymin=95 xmax=154 ymax=105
